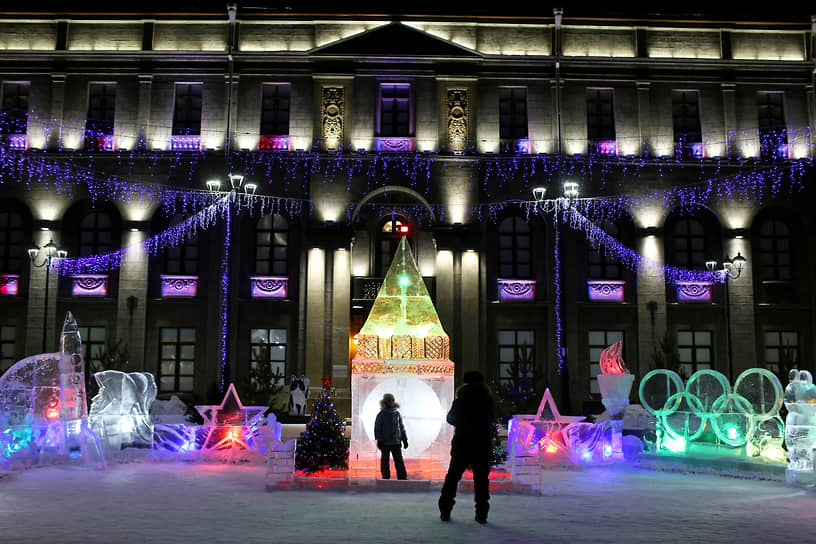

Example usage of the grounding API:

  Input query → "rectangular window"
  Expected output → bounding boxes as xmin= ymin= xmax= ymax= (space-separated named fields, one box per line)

xmin=588 ymin=330 xmax=623 ymax=395
xmin=499 ymin=87 xmax=528 ymax=140
xmin=379 ymin=83 xmax=411 ymax=137
xmin=764 ymin=330 xmax=798 ymax=375
xmin=587 ymin=221 xmax=621 ymax=280
xmin=1 ymin=82 xmax=29 ymax=135
xmin=497 ymin=329 xmax=534 ymax=385
xmin=254 ymin=214 xmax=288 ymax=276
xmin=77 ymin=326 xmax=106 ymax=373
xmin=677 ymin=330 xmax=712 ymax=377
xmin=672 ymin=90 xmax=702 ymax=158
xmin=159 ymin=327 xmax=196 ymax=392
xmin=498 ymin=217 xmax=532 ymax=278
xmin=260 ymin=83 xmax=290 ymax=136
xmin=250 ymin=328 xmax=287 ymax=388
xmin=1 ymin=325 xmax=16 ymax=372
xmin=172 ymin=84 xmax=203 ymax=135
xmin=757 ymin=92 xmax=787 ymax=160
xmin=85 ymin=84 xmax=116 ymax=151
xmin=586 ymin=89 xmax=615 ymax=150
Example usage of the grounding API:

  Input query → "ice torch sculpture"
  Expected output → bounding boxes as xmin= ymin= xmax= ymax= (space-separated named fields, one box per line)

xmin=596 ymin=341 xmax=634 ymax=462
xmin=784 ymin=369 xmax=816 ymax=486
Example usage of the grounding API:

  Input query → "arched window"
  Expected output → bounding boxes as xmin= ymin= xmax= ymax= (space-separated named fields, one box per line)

xmin=0 ymin=208 xmax=25 ymax=273
xmin=498 ymin=216 xmax=531 ymax=278
xmin=757 ymin=218 xmax=792 ymax=281
xmin=376 ymin=216 xmax=411 ymax=277
xmin=164 ymin=214 xmax=199 ymax=275
xmin=670 ymin=217 xmax=707 ymax=269
xmin=255 ymin=214 xmax=288 ymax=276
xmin=79 ymin=211 xmax=115 ymax=257
xmin=586 ymin=220 xmax=621 ymax=280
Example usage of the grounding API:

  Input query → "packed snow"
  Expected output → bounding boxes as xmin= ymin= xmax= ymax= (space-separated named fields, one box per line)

xmin=1 ymin=462 xmax=814 ymax=543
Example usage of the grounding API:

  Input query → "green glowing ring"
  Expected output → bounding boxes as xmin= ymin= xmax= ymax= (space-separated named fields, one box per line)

xmin=733 ymin=368 xmax=784 ymax=420
xmin=638 ymin=369 xmax=685 ymax=416
xmin=710 ymin=393 xmax=755 ymax=447
xmin=661 ymin=391 xmax=706 ymax=442
xmin=685 ymin=369 xmax=731 ymax=418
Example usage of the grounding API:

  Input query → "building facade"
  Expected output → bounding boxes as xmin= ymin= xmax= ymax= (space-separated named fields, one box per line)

xmin=0 ymin=7 xmax=814 ymax=416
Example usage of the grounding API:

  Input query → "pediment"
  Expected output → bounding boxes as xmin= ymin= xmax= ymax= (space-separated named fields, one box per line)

xmin=311 ymin=22 xmax=481 ymax=58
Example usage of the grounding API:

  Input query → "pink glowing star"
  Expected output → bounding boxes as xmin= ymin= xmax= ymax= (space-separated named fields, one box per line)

xmin=599 ymin=340 xmax=628 ymax=375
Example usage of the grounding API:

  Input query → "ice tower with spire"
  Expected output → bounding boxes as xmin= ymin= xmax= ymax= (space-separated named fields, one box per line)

xmin=349 ymin=237 xmax=454 ymax=480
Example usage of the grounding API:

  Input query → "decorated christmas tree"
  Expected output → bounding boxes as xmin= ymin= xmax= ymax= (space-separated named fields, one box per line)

xmin=490 ymin=420 xmax=508 ymax=467
xmin=295 ymin=377 xmax=349 ymax=474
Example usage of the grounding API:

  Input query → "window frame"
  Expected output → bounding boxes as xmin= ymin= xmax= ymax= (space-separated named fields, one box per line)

xmin=249 ymin=328 xmax=288 ymax=389
xmin=158 ymin=327 xmax=196 ymax=393
xmin=498 ymin=216 xmax=532 ymax=279
xmin=757 ymin=91 xmax=787 ymax=160
xmin=497 ymin=329 xmax=535 ymax=386
xmin=0 ymin=324 xmax=16 ymax=372
xmin=377 ymin=82 xmax=413 ymax=138
xmin=676 ymin=330 xmax=712 ymax=377
xmin=260 ymin=83 xmax=291 ymax=137
xmin=499 ymin=86 xmax=529 ymax=141
xmin=757 ymin=218 xmax=792 ymax=282
xmin=1 ymin=82 xmax=30 ymax=135
xmin=172 ymin=83 xmax=203 ymax=136
xmin=254 ymin=214 xmax=288 ymax=276
xmin=586 ymin=88 xmax=616 ymax=142
xmin=763 ymin=330 xmax=798 ymax=375
xmin=0 ymin=208 xmax=25 ymax=274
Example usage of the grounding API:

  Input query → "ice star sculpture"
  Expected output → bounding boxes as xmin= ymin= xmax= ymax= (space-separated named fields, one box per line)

xmin=195 ymin=383 xmax=268 ymax=458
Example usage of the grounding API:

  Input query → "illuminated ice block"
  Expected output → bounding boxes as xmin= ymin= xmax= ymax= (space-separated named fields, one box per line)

xmin=88 ymin=370 xmax=157 ymax=452
xmin=350 ymin=237 xmax=454 ymax=480
xmin=597 ymin=341 xmax=634 ymax=462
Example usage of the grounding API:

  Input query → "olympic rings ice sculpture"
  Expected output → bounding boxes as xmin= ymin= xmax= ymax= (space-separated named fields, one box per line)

xmin=639 ymin=368 xmax=784 ymax=458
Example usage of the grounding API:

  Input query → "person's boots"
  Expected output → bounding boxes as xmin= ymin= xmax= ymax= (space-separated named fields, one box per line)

xmin=438 ymin=497 xmax=453 ymax=522
xmin=475 ymin=504 xmax=489 ymax=524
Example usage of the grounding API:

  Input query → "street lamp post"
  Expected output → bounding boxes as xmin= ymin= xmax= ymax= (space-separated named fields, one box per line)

xmin=27 ymin=240 xmax=67 ymax=353
xmin=206 ymin=173 xmax=255 ymax=392
xmin=706 ymin=253 xmax=747 ymax=381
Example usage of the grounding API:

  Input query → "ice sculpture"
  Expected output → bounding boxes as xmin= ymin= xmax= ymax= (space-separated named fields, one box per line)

xmin=0 ymin=312 xmax=103 ymax=468
xmin=784 ymin=369 xmax=816 ymax=485
xmin=194 ymin=383 xmax=269 ymax=460
xmin=349 ymin=237 xmax=454 ymax=480
xmin=596 ymin=341 xmax=634 ymax=462
xmin=639 ymin=367 xmax=783 ymax=462
xmin=88 ymin=370 xmax=157 ymax=452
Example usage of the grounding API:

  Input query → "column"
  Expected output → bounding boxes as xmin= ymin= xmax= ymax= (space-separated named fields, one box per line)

xmin=304 ymin=247 xmax=326 ymax=386
xmin=48 ymin=73 xmax=66 ymax=150
xmin=636 ymin=82 xmax=651 ymax=156
xmin=722 ymin=83 xmax=737 ymax=157
xmin=435 ymin=249 xmax=455 ymax=356
xmin=136 ymin=74 xmax=152 ymax=149
xmin=460 ymin=250 xmax=479 ymax=376
xmin=225 ymin=73 xmax=239 ymax=151
xmin=115 ymin=228 xmax=149 ymax=370
xmin=636 ymin=231 xmax=667 ymax=376
xmin=24 ymin=229 xmax=60 ymax=354
xmin=331 ymin=248 xmax=350 ymax=388
xmin=726 ymin=236 xmax=757 ymax=375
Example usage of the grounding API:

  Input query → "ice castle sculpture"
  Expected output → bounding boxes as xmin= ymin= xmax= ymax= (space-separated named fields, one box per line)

xmin=349 ymin=237 xmax=454 ymax=480
xmin=784 ymin=369 xmax=816 ymax=485
xmin=0 ymin=312 xmax=104 ymax=467
xmin=89 ymin=370 xmax=157 ymax=453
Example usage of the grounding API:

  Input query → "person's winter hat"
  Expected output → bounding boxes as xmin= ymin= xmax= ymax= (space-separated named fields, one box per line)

xmin=463 ymin=370 xmax=484 ymax=384
xmin=381 ymin=393 xmax=395 ymax=403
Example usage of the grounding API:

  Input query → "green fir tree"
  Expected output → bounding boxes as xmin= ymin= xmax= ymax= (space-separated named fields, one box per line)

xmin=490 ymin=419 xmax=508 ymax=467
xmin=295 ymin=377 xmax=349 ymax=474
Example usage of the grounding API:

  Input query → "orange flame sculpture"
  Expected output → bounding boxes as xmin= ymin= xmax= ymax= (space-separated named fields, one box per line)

xmin=599 ymin=340 xmax=628 ymax=375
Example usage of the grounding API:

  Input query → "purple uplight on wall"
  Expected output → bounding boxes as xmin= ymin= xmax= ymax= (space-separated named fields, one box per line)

xmin=71 ymin=274 xmax=108 ymax=296
xmin=593 ymin=140 xmax=617 ymax=156
xmin=497 ymin=279 xmax=535 ymax=301
xmin=6 ymin=134 xmax=27 ymax=151
xmin=0 ymin=274 xmax=20 ymax=295
xmin=160 ymin=275 xmax=198 ymax=297
xmin=690 ymin=142 xmax=704 ymax=158
xmin=375 ymin=137 xmax=416 ymax=152
xmin=676 ymin=281 xmax=713 ymax=302
xmin=259 ymin=135 xmax=290 ymax=151
xmin=587 ymin=280 xmax=625 ymax=301
xmin=250 ymin=276 xmax=288 ymax=298
xmin=171 ymin=135 xmax=201 ymax=152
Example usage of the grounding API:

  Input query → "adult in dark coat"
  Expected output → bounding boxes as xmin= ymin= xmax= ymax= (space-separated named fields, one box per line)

xmin=438 ymin=370 xmax=495 ymax=524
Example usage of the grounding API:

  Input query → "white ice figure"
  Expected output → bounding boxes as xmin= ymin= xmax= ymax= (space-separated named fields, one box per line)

xmin=784 ymin=369 xmax=816 ymax=477
xmin=89 ymin=370 xmax=157 ymax=452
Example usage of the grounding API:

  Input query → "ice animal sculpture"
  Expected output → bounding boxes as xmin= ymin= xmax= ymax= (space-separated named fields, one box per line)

xmin=0 ymin=312 xmax=104 ymax=468
xmin=784 ymin=369 xmax=816 ymax=485
xmin=88 ymin=370 xmax=157 ymax=452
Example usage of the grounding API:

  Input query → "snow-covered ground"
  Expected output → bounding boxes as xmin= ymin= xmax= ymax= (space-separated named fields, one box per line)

xmin=1 ymin=462 xmax=814 ymax=544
